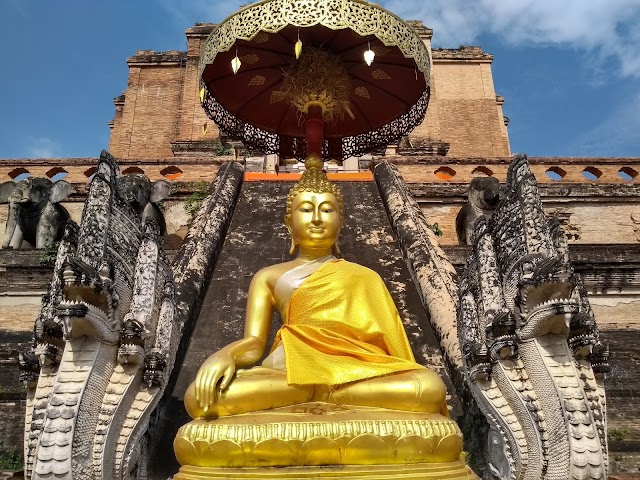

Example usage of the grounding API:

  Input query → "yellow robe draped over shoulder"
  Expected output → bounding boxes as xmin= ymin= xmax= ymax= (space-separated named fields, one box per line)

xmin=277 ymin=259 xmax=424 ymax=385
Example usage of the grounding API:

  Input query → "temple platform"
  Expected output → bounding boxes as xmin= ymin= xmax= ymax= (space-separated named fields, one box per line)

xmin=174 ymin=462 xmax=477 ymax=479
xmin=174 ymin=402 xmax=476 ymax=479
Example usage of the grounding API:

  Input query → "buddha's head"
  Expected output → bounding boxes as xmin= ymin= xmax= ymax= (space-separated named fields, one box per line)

xmin=285 ymin=155 xmax=344 ymax=256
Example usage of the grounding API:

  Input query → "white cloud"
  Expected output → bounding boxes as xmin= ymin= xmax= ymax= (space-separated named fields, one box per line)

xmin=26 ymin=137 xmax=62 ymax=158
xmin=380 ymin=0 xmax=640 ymax=78
xmin=6 ymin=0 xmax=28 ymax=16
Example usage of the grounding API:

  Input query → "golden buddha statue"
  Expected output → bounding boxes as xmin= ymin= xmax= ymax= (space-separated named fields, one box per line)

xmin=174 ymin=156 xmax=475 ymax=479
xmin=184 ymin=156 xmax=446 ymax=418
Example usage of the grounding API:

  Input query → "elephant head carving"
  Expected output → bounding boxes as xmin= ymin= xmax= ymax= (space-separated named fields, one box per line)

xmin=455 ymin=176 xmax=501 ymax=245
xmin=0 ymin=177 xmax=73 ymax=249
xmin=119 ymin=174 xmax=171 ymax=234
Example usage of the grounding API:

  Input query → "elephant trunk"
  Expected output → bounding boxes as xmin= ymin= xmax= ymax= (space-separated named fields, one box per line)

xmin=10 ymin=186 xmax=31 ymax=204
xmin=483 ymin=189 xmax=499 ymax=209
xmin=2 ymin=202 xmax=19 ymax=248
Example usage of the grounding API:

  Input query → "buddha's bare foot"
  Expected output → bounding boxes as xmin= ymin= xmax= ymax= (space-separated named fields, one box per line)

xmin=318 ymin=368 xmax=449 ymax=416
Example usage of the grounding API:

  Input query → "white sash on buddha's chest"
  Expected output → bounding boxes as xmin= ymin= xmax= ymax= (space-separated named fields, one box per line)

xmin=273 ymin=255 xmax=336 ymax=321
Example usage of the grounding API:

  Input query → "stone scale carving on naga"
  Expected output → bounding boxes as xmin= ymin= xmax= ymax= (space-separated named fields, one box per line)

xmin=19 ymin=150 xmax=177 ymax=480
xmin=458 ymin=155 xmax=610 ymax=480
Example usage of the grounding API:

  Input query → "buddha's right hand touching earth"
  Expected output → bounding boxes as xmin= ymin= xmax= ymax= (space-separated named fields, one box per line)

xmin=194 ymin=348 xmax=236 ymax=412
xmin=191 ymin=334 xmax=268 ymax=413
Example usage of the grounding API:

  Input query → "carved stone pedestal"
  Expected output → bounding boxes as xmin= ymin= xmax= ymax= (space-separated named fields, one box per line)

xmin=174 ymin=462 xmax=475 ymax=479
xmin=173 ymin=402 xmax=476 ymax=479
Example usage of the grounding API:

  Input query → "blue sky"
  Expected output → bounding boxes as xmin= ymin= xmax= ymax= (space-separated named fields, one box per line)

xmin=1 ymin=0 xmax=639 ymax=159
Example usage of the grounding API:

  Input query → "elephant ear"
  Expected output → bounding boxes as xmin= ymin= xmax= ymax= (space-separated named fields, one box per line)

xmin=0 ymin=182 xmax=17 ymax=203
xmin=50 ymin=180 xmax=74 ymax=204
xmin=150 ymin=180 xmax=171 ymax=203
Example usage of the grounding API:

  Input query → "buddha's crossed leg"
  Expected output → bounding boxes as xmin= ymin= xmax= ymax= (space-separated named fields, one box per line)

xmin=184 ymin=367 xmax=448 ymax=419
xmin=184 ymin=367 xmax=314 ymax=418
xmin=321 ymin=368 xmax=448 ymax=417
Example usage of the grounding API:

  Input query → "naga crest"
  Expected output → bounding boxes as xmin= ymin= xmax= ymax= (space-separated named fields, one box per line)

xmin=20 ymin=151 xmax=178 ymax=480
xmin=458 ymin=155 xmax=610 ymax=480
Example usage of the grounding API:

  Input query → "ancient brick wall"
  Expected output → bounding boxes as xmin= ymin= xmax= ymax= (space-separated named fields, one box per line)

xmin=420 ymin=201 xmax=640 ymax=246
xmin=0 ymin=158 xmax=225 ymax=187
xmin=107 ymin=25 xmax=221 ymax=160
xmin=175 ymin=26 xmax=219 ymax=146
xmin=412 ymin=48 xmax=510 ymax=157
xmin=393 ymin=156 xmax=640 ymax=184
xmin=1 ymin=156 xmax=638 ymax=249
xmin=0 ymin=330 xmax=30 ymax=457
xmin=108 ymin=52 xmax=187 ymax=158
xmin=2 ymin=156 xmax=637 ymax=189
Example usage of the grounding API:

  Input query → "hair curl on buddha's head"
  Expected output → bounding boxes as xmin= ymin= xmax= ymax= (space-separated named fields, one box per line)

xmin=286 ymin=155 xmax=344 ymax=219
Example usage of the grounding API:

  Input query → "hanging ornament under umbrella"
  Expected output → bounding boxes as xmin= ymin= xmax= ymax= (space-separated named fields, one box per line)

xmin=364 ymin=40 xmax=375 ymax=66
xmin=295 ymin=30 xmax=302 ymax=59
xmin=231 ymin=48 xmax=241 ymax=74
xmin=199 ymin=0 xmax=431 ymax=161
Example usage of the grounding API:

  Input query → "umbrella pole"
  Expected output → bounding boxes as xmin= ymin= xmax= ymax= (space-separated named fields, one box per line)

xmin=305 ymin=103 xmax=324 ymax=162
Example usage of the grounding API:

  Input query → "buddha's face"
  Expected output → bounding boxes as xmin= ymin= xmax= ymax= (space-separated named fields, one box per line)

xmin=286 ymin=191 xmax=342 ymax=252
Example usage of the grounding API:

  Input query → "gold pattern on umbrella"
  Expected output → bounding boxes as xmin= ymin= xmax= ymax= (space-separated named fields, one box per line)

xmin=280 ymin=47 xmax=354 ymax=123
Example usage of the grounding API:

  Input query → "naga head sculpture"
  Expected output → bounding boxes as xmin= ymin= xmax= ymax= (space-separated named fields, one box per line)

xmin=458 ymin=155 xmax=610 ymax=479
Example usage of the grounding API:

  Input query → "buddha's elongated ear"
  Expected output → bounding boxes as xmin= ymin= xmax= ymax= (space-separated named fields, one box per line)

xmin=289 ymin=236 xmax=297 ymax=255
xmin=284 ymin=214 xmax=296 ymax=255
xmin=331 ymin=218 xmax=343 ymax=256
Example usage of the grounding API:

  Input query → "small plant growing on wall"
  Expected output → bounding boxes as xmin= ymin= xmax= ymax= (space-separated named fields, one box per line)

xmin=0 ymin=442 xmax=22 ymax=471
xmin=429 ymin=222 xmax=443 ymax=237
xmin=39 ymin=240 xmax=61 ymax=266
xmin=183 ymin=181 xmax=210 ymax=221
xmin=609 ymin=426 xmax=631 ymax=442
xmin=214 ymin=141 xmax=233 ymax=156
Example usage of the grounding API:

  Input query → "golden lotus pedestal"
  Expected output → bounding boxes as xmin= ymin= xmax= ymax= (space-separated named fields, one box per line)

xmin=173 ymin=402 xmax=477 ymax=479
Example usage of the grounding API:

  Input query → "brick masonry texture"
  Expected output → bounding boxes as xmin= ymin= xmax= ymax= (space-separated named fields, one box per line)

xmin=108 ymin=26 xmax=218 ymax=159
xmin=1 ymin=171 xmax=638 ymax=248
xmin=0 ymin=330 xmax=30 ymax=456
xmin=2 ymin=157 xmax=638 ymax=186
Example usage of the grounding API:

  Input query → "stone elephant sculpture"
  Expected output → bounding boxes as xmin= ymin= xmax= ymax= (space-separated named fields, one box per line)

xmin=0 ymin=177 xmax=73 ymax=249
xmin=119 ymin=174 xmax=171 ymax=234
xmin=455 ymin=176 xmax=500 ymax=245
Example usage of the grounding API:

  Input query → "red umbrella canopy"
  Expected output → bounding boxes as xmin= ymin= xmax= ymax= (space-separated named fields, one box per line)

xmin=199 ymin=0 xmax=431 ymax=161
